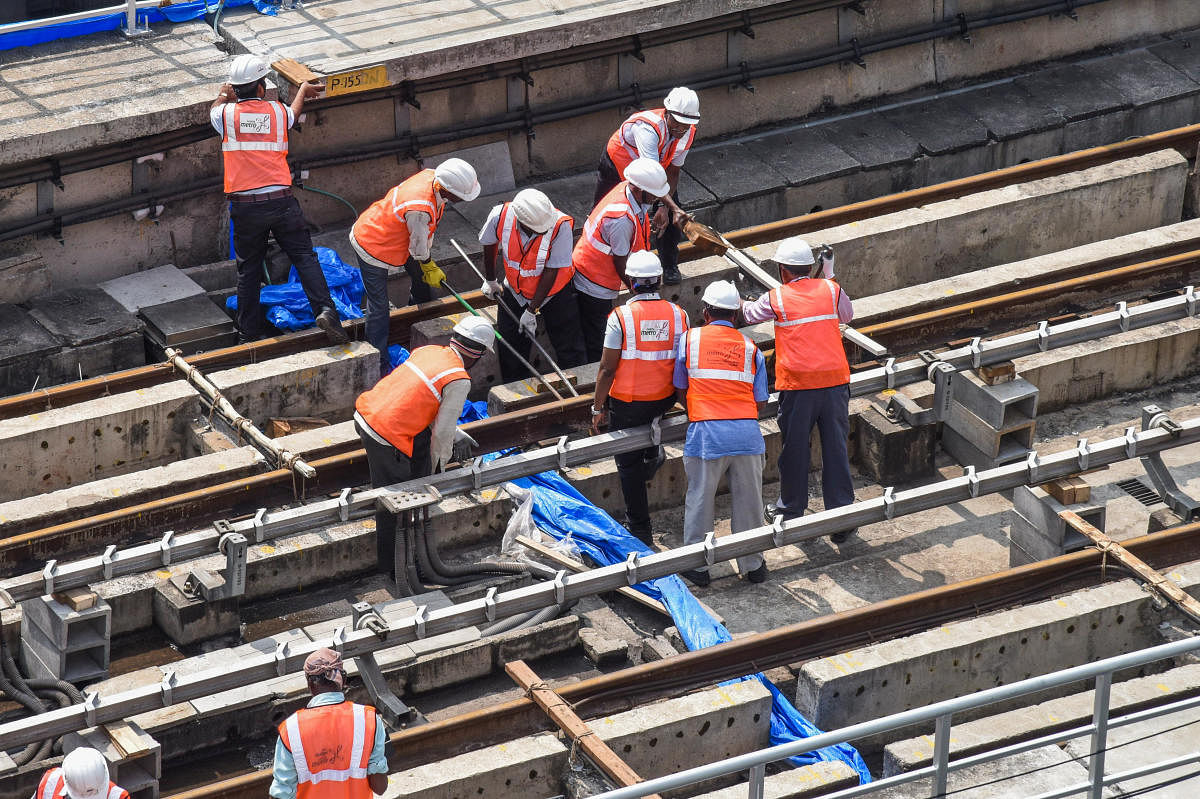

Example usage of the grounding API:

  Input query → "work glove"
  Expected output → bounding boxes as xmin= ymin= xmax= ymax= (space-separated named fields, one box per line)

xmin=419 ymin=259 xmax=447 ymax=288
xmin=451 ymin=428 xmax=478 ymax=463
xmin=519 ymin=308 xmax=538 ymax=337
xmin=481 ymin=279 xmax=503 ymax=299
xmin=816 ymin=246 xmax=835 ymax=279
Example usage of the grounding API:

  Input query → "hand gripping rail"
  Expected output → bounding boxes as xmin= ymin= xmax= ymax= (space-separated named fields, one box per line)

xmin=2 ymin=407 xmax=1199 ymax=749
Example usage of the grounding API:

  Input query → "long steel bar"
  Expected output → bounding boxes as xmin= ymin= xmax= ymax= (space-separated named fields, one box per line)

xmin=0 ymin=0 xmax=157 ymax=34
xmin=4 ymin=400 xmax=1200 ymax=748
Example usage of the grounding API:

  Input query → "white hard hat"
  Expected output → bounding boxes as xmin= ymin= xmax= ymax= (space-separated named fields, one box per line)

xmin=229 ymin=54 xmax=271 ymax=86
xmin=62 ymin=748 xmax=109 ymax=799
xmin=773 ymin=237 xmax=815 ymax=267
xmin=434 ymin=158 xmax=481 ymax=202
xmin=664 ymin=87 xmax=700 ymax=124
xmin=702 ymin=280 xmax=742 ymax=310
xmin=510 ymin=189 xmax=558 ymax=234
xmin=625 ymin=250 xmax=663 ymax=279
xmin=624 ymin=158 xmax=670 ymax=198
xmin=452 ymin=315 xmax=495 ymax=351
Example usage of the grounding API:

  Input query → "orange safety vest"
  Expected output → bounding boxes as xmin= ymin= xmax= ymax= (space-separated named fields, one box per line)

xmin=351 ymin=169 xmax=444 ymax=267
xmin=355 ymin=345 xmax=468 ymax=455
xmin=220 ymin=100 xmax=293 ymax=194
xmin=683 ymin=324 xmax=759 ymax=422
xmin=37 ymin=767 xmax=128 ymax=799
xmin=278 ymin=701 xmax=377 ymax=799
xmin=494 ymin=202 xmax=575 ymax=300
xmin=571 ymin=183 xmax=651 ymax=293
xmin=605 ymin=108 xmax=696 ymax=176
xmin=768 ymin=278 xmax=850 ymax=390
xmin=609 ymin=298 xmax=687 ymax=402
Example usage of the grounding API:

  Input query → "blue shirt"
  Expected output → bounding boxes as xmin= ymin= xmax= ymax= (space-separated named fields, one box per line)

xmin=269 ymin=692 xmax=389 ymax=799
xmin=673 ymin=321 xmax=768 ymax=460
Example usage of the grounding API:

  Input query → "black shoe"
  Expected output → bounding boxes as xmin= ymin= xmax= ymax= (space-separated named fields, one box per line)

xmin=624 ymin=518 xmax=653 ymax=546
xmin=642 ymin=445 xmax=666 ymax=482
xmin=746 ymin=561 xmax=768 ymax=584
xmin=831 ymin=528 xmax=857 ymax=545
xmin=316 ymin=308 xmax=349 ymax=344
xmin=682 ymin=569 xmax=711 ymax=588
xmin=663 ymin=263 xmax=681 ymax=286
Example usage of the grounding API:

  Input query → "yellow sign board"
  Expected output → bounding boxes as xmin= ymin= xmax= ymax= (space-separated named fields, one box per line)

xmin=324 ymin=65 xmax=388 ymax=97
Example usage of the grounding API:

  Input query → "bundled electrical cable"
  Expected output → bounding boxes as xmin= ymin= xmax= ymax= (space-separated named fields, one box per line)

xmin=0 ymin=630 xmax=83 ymax=767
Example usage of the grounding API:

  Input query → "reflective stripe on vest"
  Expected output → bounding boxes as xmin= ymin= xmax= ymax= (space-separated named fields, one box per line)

xmin=38 ymin=768 xmax=128 ymax=799
xmin=768 ymin=279 xmax=850 ymax=391
xmin=351 ymin=169 xmax=443 ymax=267
xmin=683 ymin=325 xmax=759 ymax=422
xmin=572 ymin=183 xmax=650 ymax=292
xmin=610 ymin=299 xmax=685 ymax=402
xmin=354 ymin=345 xmax=468 ymax=456
xmin=286 ymin=704 xmax=370 ymax=785
xmin=221 ymin=100 xmax=291 ymax=193
xmin=605 ymin=109 xmax=695 ymax=175
xmin=496 ymin=203 xmax=574 ymax=299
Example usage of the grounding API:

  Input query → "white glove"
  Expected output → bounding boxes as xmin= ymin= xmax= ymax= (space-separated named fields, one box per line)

xmin=519 ymin=308 xmax=538 ymax=337
xmin=451 ymin=428 xmax=478 ymax=462
xmin=481 ymin=279 xmax=503 ymax=299
xmin=817 ymin=248 xmax=835 ymax=279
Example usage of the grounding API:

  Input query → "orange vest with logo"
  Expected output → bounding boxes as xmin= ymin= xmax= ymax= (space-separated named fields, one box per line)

xmin=352 ymin=169 xmax=443 ymax=267
xmin=220 ymin=100 xmax=293 ymax=193
xmin=572 ymin=183 xmax=651 ymax=293
xmin=37 ymin=767 xmax=128 ymax=799
xmin=683 ymin=324 xmax=759 ymax=422
xmin=610 ymin=298 xmax=687 ymax=402
xmin=355 ymin=345 xmax=468 ymax=455
xmin=768 ymin=279 xmax=850 ymax=390
xmin=605 ymin=108 xmax=696 ymax=175
xmin=494 ymin=202 xmax=575 ymax=299
xmin=278 ymin=701 xmax=377 ymax=799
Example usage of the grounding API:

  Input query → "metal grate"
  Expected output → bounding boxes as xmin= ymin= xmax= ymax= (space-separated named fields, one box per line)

xmin=1116 ymin=478 xmax=1163 ymax=507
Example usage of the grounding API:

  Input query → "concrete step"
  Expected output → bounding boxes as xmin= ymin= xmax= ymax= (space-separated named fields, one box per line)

xmin=687 ymin=760 xmax=859 ymax=799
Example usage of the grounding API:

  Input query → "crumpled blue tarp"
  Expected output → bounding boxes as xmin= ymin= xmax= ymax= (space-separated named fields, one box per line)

xmin=387 ymin=345 xmax=410 ymax=371
xmin=225 ymin=246 xmax=364 ymax=332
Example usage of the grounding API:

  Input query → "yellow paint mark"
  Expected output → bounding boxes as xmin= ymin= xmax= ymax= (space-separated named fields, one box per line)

xmin=362 ymin=519 xmax=376 ymax=530
xmin=713 ymin=687 xmax=735 ymax=706
xmin=944 ymin=289 xmax=957 ymax=296
xmin=881 ymin=389 xmax=896 ymax=396
xmin=111 ymin=488 xmax=121 ymax=496
xmin=1158 ymin=683 xmax=1170 ymax=693
xmin=1057 ymin=599 xmax=1068 ymax=607
xmin=156 ymin=570 xmax=172 ymax=579
xmin=479 ymin=489 xmax=498 ymax=502
xmin=259 ymin=545 xmax=276 ymax=555
xmin=574 ymin=466 xmax=592 ymax=477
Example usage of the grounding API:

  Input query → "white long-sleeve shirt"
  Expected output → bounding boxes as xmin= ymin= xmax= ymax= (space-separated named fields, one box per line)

xmin=429 ymin=378 xmax=471 ymax=472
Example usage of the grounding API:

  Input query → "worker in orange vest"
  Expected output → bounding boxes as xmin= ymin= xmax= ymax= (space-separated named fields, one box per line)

xmin=211 ymin=55 xmax=347 ymax=345
xmin=351 ymin=159 xmax=481 ymax=376
xmin=478 ymin=188 xmax=585 ymax=382
xmin=742 ymin=237 xmax=856 ymax=544
xmin=674 ymin=280 xmax=768 ymax=587
xmin=572 ymin=158 xmax=671 ymax=363
xmin=34 ymin=747 xmax=128 ymax=799
xmin=591 ymin=251 xmax=688 ymax=544
xmin=595 ymin=88 xmax=700 ymax=285
xmin=353 ymin=316 xmax=494 ymax=578
xmin=270 ymin=648 xmax=388 ymax=799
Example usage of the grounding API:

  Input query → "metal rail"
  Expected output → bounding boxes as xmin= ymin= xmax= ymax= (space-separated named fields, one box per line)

xmin=0 ymin=0 xmax=154 ymax=34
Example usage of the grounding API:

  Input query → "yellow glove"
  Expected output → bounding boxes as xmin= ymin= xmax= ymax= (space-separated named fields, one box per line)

xmin=419 ymin=259 xmax=446 ymax=288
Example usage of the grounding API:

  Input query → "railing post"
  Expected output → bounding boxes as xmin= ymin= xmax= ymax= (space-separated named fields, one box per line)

xmin=747 ymin=764 xmax=765 ymax=799
xmin=1088 ymin=672 xmax=1113 ymax=798
xmin=125 ymin=0 xmax=136 ymax=30
xmin=932 ymin=713 xmax=952 ymax=797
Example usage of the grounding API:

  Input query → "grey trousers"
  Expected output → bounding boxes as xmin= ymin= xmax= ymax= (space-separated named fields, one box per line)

xmin=683 ymin=453 xmax=766 ymax=574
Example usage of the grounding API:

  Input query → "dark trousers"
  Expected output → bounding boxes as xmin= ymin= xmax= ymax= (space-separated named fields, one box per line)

xmin=405 ymin=257 xmax=435 ymax=304
xmin=593 ymin=151 xmax=681 ymax=277
xmin=355 ymin=255 xmax=393 ymax=377
xmin=576 ymin=291 xmax=614 ymax=364
xmin=231 ymin=196 xmax=335 ymax=340
xmin=356 ymin=420 xmax=431 ymax=578
xmin=495 ymin=284 xmax=587 ymax=382
xmin=610 ymin=395 xmax=677 ymax=537
xmin=775 ymin=385 xmax=854 ymax=519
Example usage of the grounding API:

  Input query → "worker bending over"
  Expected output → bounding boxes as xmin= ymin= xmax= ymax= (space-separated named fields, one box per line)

xmin=270 ymin=648 xmax=388 ymax=799
xmin=212 ymin=55 xmax=347 ymax=345
xmin=742 ymin=237 xmax=856 ymax=544
xmin=573 ymin=158 xmax=671 ymax=362
xmin=34 ymin=747 xmax=128 ymax=799
xmin=350 ymin=159 xmax=481 ymax=375
xmin=596 ymin=87 xmax=700 ymax=285
xmin=479 ymin=189 xmax=585 ymax=382
xmin=591 ymin=251 xmax=688 ymax=543
xmin=674 ymin=281 xmax=768 ymax=587
xmin=353 ymin=317 xmax=495 ymax=577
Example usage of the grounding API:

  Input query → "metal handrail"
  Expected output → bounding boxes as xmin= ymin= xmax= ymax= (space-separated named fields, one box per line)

xmin=0 ymin=0 xmax=156 ymax=34
xmin=592 ymin=634 xmax=1200 ymax=799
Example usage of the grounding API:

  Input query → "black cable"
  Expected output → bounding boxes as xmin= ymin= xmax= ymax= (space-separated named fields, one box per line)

xmin=1118 ymin=765 xmax=1200 ymax=797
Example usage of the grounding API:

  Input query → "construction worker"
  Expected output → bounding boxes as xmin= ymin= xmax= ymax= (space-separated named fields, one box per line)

xmin=34 ymin=747 xmax=128 ymax=799
xmin=350 ymin=159 xmax=481 ymax=376
xmin=591 ymin=250 xmax=688 ymax=544
xmin=479 ymin=188 xmax=585 ymax=382
xmin=674 ymin=280 xmax=768 ymax=587
xmin=353 ymin=316 xmax=494 ymax=576
xmin=742 ymin=237 xmax=855 ymax=544
xmin=595 ymin=87 xmax=700 ymax=285
xmin=270 ymin=648 xmax=388 ymax=799
xmin=211 ymin=54 xmax=348 ymax=345
xmin=573 ymin=158 xmax=671 ymax=363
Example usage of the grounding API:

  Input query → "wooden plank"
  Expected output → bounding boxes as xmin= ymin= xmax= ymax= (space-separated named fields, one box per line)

xmin=271 ymin=58 xmax=321 ymax=88
xmin=1041 ymin=479 xmax=1077 ymax=506
xmin=516 ymin=536 xmax=670 ymax=617
xmin=105 ymin=721 xmax=149 ymax=758
xmin=52 ymin=587 xmax=96 ymax=611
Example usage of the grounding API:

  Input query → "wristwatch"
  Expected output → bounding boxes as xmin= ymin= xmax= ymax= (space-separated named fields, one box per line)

xmin=591 ymin=407 xmax=603 ymax=417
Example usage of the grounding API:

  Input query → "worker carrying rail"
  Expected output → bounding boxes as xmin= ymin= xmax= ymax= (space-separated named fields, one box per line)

xmin=212 ymin=55 xmax=348 ymax=346
xmin=590 ymin=250 xmax=688 ymax=544
xmin=595 ymin=87 xmax=700 ymax=285
xmin=478 ymin=188 xmax=586 ymax=381
xmin=350 ymin=159 xmax=482 ymax=376
xmin=353 ymin=316 xmax=495 ymax=578
xmin=741 ymin=237 xmax=856 ymax=545
xmin=270 ymin=648 xmax=389 ymax=799
xmin=573 ymin=157 xmax=672 ymax=362
xmin=33 ymin=747 xmax=128 ymax=799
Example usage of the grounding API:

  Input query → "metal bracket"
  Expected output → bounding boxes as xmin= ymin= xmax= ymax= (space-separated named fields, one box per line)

xmin=629 ymin=35 xmax=646 ymax=63
xmin=882 ymin=486 xmax=896 ymax=520
xmin=930 ymin=361 xmax=956 ymax=423
xmin=253 ymin=508 xmax=268 ymax=543
xmin=411 ymin=605 xmax=428 ymax=639
xmin=649 ymin=416 xmax=662 ymax=447
xmin=159 ymin=531 xmax=175 ymax=566
xmin=1140 ymin=406 xmax=1200 ymax=519
xmin=218 ymin=532 xmax=248 ymax=598
xmin=629 ymin=81 xmax=645 ymax=109
xmin=1117 ymin=301 xmax=1131 ymax=332
xmin=847 ymin=36 xmax=867 ymax=68
xmin=552 ymin=571 xmax=567 ymax=605
xmin=969 ymin=337 xmax=983 ymax=368
xmin=703 ymin=531 xmax=718 ymax=567
xmin=1076 ymin=438 xmax=1091 ymax=472
xmin=330 ymin=625 xmax=347 ymax=652
xmin=771 ymin=515 xmax=787 ymax=547
xmin=624 ymin=552 xmax=641 ymax=586
xmin=482 ymin=587 xmax=498 ymax=623
xmin=739 ymin=11 xmax=755 ymax=38
xmin=274 ymin=641 xmax=290 ymax=676
xmin=1026 ymin=450 xmax=1041 ymax=485
xmin=885 ymin=393 xmax=934 ymax=428
xmin=955 ymin=12 xmax=971 ymax=42
xmin=1037 ymin=320 xmax=1050 ymax=352
xmin=337 ymin=487 xmax=352 ymax=522
xmin=1185 ymin=285 xmax=1197 ymax=318
xmin=471 ymin=457 xmax=485 ymax=491
xmin=42 ymin=560 xmax=57 ymax=596
xmin=102 ymin=545 xmax=116 ymax=580
xmin=883 ymin=357 xmax=897 ymax=389
xmin=1061 ymin=0 xmax=1079 ymax=20
xmin=965 ymin=465 xmax=980 ymax=498
xmin=160 ymin=670 xmax=177 ymax=706
xmin=1124 ymin=427 xmax=1139 ymax=459
xmin=556 ymin=436 xmax=570 ymax=470
xmin=736 ymin=61 xmax=755 ymax=93
xmin=83 ymin=692 xmax=100 ymax=726
xmin=355 ymin=648 xmax=422 ymax=729
xmin=399 ymin=81 xmax=421 ymax=110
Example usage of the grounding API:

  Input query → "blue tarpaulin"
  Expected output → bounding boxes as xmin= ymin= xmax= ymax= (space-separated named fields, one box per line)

xmin=225 ymin=246 xmax=364 ymax=332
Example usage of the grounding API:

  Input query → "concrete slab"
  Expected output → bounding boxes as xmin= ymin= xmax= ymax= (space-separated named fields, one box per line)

xmin=1071 ymin=704 xmax=1200 ymax=798
xmin=689 ymin=762 xmax=859 ymax=799
xmin=139 ymin=294 xmax=234 ymax=347
xmin=742 ymin=128 xmax=861 ymax=187
xmin=1084 ymin=49 xmax=1200 ymax=109
xmin=881 ymin=97 xmax=991 ymax=156
xmin=0 ymin=252 xmax=51 ymax=306
xmin=817 ymin=113 xmax=921 ymax=171
xmin=27 ymin=288 xmax=142 ymax=347
xmin=1015 ymin=63 xmax=1129 ymax=123
xmin=0 ymin=303 xmax=61 ymax=396
xmin=1151 ymin=29 xmax=1200 ymax=83
xmin=99 ymin=264 xmax=205 ymax=314
xmin=954 ymin=81 xmax=1065 ymax=141
xmin=382 ymin=732 xmax=566 ymax=799
xmin=684 ymin=144 xmax=789 ymax=204
xmin=870 ymin=745 xmax=1093 ymax=799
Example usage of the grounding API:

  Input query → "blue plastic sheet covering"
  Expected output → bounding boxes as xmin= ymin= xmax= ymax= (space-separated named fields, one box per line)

xmin=387 ymin=345 xmax=410 ymax=371
xmin=225 ymin=246 xmax=364 ymax=332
